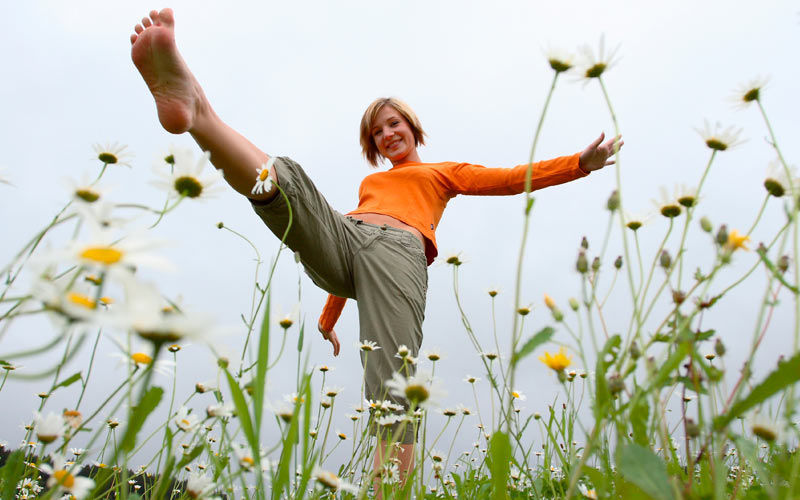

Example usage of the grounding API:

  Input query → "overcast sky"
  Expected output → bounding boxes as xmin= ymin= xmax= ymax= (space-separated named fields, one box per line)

xmin=2 ymin=0 xmax=798 ymax=467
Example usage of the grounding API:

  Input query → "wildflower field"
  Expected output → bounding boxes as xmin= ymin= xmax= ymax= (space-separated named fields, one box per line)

xmin=2 ymin=3 xmax=800 ymax=499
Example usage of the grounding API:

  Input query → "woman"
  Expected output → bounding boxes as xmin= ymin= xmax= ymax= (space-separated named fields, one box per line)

xmin=129 ymin=8 xmax=622 ymax=481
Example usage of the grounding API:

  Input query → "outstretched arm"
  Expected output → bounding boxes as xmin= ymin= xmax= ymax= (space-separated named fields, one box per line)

xmin=578 ymin=133 xmax=624 ymax=173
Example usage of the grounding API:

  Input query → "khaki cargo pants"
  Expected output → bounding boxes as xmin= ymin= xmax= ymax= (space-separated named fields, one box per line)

xmin=250 ymin=156 xmax=427 ymax=443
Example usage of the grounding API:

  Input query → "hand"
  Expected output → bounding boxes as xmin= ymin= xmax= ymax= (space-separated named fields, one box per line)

xmin=579 ymin=133 xmax=624 ymax=173
xmin=318 ymin=323 xmax=340 ymax=357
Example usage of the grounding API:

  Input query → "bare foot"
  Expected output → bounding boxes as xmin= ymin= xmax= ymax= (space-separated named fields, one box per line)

xmin=130 ymin=9 xmax=206 ymax=134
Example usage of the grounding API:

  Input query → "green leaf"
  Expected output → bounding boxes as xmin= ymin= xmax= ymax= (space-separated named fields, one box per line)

xmin=253 ymin=290 xmax=271 ymax=436
xmin=594 ymin=335 xmax=621 ymax=420
xmin=177 ymin=444 xmax=204 ymax=468
xmin=89 ymin=468 xmax=115 ymax=499
xmin=53 ymin=371 xmax=82 ymax=390
xmin=648 ymin=342 xmax=690 ymax=390
xmin=488 ymin=431 xmax=511 ymax=500
xmin=119 ymin=386 xmax=164 ymax=455
xmin=225 ymin=369 xmax=257 ymax=453
xmin=714 ymin=351 xmax=800 ymax=430
xmin=617 ymin=442 xmax=675 ymax=500
xmin=629 ymin=393 xmax=650 ymax=446
xmin=512 ymin=326 xmax=554 ymax=365
xmin=0 ymin=450 xmax=26 ymax=500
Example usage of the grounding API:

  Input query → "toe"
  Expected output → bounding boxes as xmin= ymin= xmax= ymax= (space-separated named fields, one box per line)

xmin=159 ymin=8 xmax=175 ymax=27
xmin=130 ymin=33 xmax=138 ymax=45
xmin=149 ymin=9 xmax=159 ymax=24
xmin=134 ymin=24 xmax=144 ymax=34
xmin=142 ymin=17 xmax=152 ymax=28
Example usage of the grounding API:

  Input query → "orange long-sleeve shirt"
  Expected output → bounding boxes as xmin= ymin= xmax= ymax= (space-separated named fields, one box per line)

xmin=318 ymin=152 xmax=587 ymax=332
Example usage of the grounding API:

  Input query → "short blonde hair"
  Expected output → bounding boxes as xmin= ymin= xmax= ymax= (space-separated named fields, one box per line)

xmin=359 ymin=97 xmax=426 ymax=167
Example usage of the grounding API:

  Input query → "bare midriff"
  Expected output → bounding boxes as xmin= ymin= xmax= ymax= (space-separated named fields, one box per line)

xmin=349 ymin=213 xmax=425 ymax=248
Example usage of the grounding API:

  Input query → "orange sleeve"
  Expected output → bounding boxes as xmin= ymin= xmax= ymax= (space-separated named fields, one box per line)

xmin=443 ymin=153 xmax=586 ymax=196
xmin=318 ymin=295 xmax=347 ymax=332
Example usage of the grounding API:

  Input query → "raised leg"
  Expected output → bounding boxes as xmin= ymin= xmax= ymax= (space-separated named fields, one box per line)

xmin=130 ymin=8 xmax=276 ymax=200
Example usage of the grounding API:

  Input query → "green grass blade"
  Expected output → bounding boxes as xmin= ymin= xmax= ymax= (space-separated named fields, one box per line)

xmin=254 ymin=290 xmax=271 ymax=437
xmin=53 ymin=371 xmax=82 ymax=390
xmin=225 ymin=369 xmax=258 ymax=453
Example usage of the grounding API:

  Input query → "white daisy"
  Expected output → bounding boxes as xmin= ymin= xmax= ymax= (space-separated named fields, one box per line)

xmin=695 ymin=119 xmax=745 ymax=152
xmin=174 ymin=407 xmax=199 ymax=432
xmin=151 ymin=148 xmax=224 ymax=200
xmin=252 ymin=157 xmax=277 ymax=195
xmin=33 ymin=411 xmax=66 ymax=444
xmin=423 ymin=348 xmax=444 ymax=362
xmin=576 ymin=35 xmax=620 ymax=80
xmin=542 ymin=45 xmax=574 ymax=74
xmin=206 ymin=404 xmax=235 ymax=419
xmin=39 ymin=454 xmax=95 ymax=499
xmin=92 ymin=142 xmax=132 ymax=168
xmin=731 ymin=76 xmax=769 ymax=109
xmin=108 ymin=336 xmax=174 ymax=376
xmin=185 ymin=471 xmax=216 ymax=499
xmin=358 ymin=339 xmax=381 ymax=352
xmin=313 ymin=467 xmax=358 ymax=493
xmin=385 ymin=370 xmax=446 ymax=409
xmin=764 ymin=158 xmax=798 ymax=198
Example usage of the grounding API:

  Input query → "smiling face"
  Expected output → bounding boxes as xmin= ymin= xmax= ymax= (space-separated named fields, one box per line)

xmin=371 ymin=105 xmax=421 ymax=166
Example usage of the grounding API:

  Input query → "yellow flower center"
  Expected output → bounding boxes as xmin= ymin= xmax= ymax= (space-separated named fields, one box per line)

xmin=80 ymin=246 xmax=123 ymax=265
xmin=626 ymin=221 xmax=642 ymax=231
xmin=99 ymin=297 xmax=113 ymax=305
xmin=75 ymin=189 xmax=100 ymax=203
xmin=752 ymin=424 xmax=777 ymax=442
xmin=743 ymin=88 xmax=760 ymax=102
xmin=53 ymin=470 xmax=75 ymax=488
xmin=131 ymin=352 xmax=152 ymax=365
xmin=67 ymin=292 xmax=96 ymax=309
xmin=548 ymin=59 xmax=572 ymax=73
xmin=240 ymin=456 xmax=255 ymax=468
xmin=511 ymin=391 xmax=521 ymax=399
xmin=174 ymin=176 xmax=203 ymax=198
xmin=705 ymin=139 xmax=728 ymax=151
xmin=97 ymin=152 xmax=118 ymax=164
xmin=180 ymin=418 xmax=191 ymax=427
xmin=279 ymin=318 xmax=293 ymax=329
xmin=317 ymin=471 xmax=339 ymax=490
xmin=660 ymin=204 xmax=682 ymax=218
xmin=405 ymin=384 xmax=430 ymax=403
xmin=585 ymin=63 xmax=607 ymax=78
xmin=258 ymin=169 xmax=270 ymax=181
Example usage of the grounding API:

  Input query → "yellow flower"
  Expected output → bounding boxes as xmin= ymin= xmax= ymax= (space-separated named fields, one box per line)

xmin=538 ymin=347 xmax=572 ymax=372
xmin=725 ymin=230 xmax=750 ymax=252
xmin=543 ymin=294 xmax=556 ymax=310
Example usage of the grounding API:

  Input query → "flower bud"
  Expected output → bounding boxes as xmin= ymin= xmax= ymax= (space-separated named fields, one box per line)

xmin=576 ymin=252 xmax=588 ymax=274
xmin=606 ymin=190 xmax=620 ymax=211
xmin=672 ymin=290 xmax=686 ymax=305
xmin=614 ymin=256 xmax=623 ymax=269
xmin=716 ymin=225 xmax=728 ymax=246
xmin=659 ymin=250 xmax=672 ymax=270
xmin=607 ymin=374 xmax=625 ymax=394
xmin=216 ymin=222 xmax=224 ymax=229
xmin=778 ymin=255 xmax=790 ymax=274
xmin=700 ymin=217 xmax=713 ymax=233
xmin=685 ymin=418 xmax=701 ymax=439
xmin=581 ymin=236 xmax=589 ymax=250
xmin=568 ymin=297 xmax=579 ymax=311
xmin=714 ymin=338 xmax=726 ymax=357
xmin=629 ymin=341 xmax=641 ymax=360
xmin=591 ymin=257 xmax=601 ymax=272
xmin=552 ymin=308 xmax=564 ymax=322
xmin=217 ymin=357 xmax=229 ymax=369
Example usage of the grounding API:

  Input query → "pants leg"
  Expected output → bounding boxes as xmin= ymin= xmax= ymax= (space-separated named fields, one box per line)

xmin=351 ymin=222 xmax=428 ymax=444
xmin=250 ymin=156 xmax=357 ymax=298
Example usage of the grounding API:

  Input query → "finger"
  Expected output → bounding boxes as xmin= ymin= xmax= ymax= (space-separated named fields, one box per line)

xmin=591 ymin=132 xmax=605 ymax=148
xmin=331 ymin=333 xmax=340 ymax=356
xmin=605 ymin=159 xmax=616 ymax=166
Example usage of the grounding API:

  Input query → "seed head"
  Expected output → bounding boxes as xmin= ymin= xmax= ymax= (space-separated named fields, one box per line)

xmin=700 ymin=217 xmax=713 ymax=233
xmin=659 ymin=250 xmax=672 ymax=270
xmin=614 ymin=256 xmax=623 ymax=269
xmin=606 ymin=190 xmax=620 ymax=211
